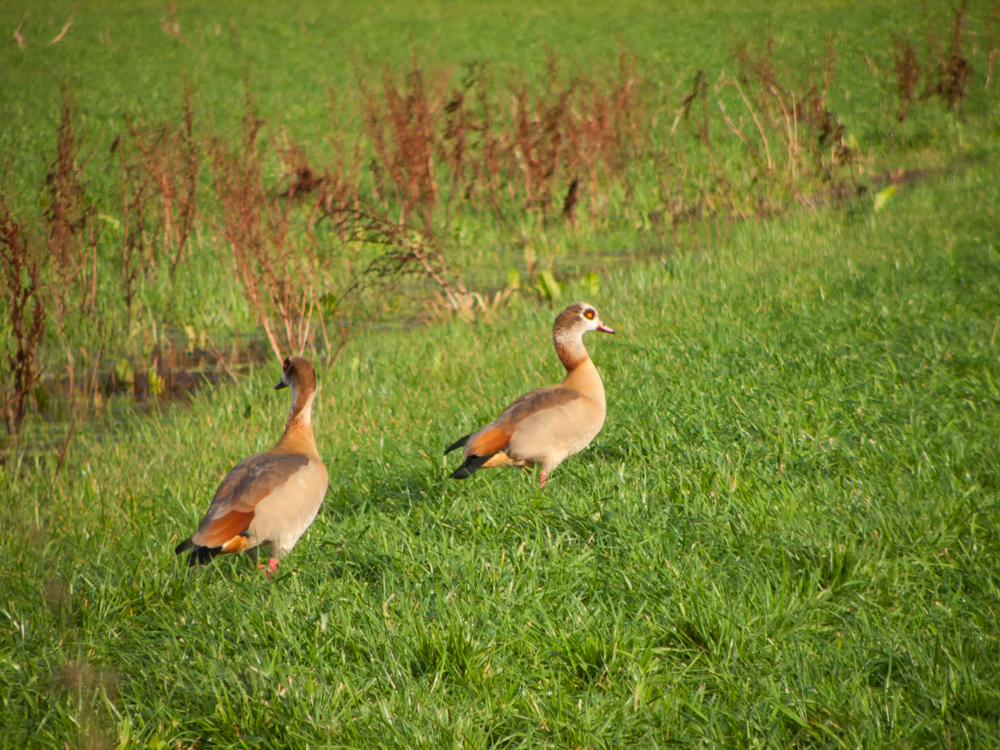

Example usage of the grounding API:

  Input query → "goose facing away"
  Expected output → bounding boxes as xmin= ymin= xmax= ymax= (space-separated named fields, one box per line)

xmin=175 ymin=356 xmax=329 ymax=573
xmin=445 ymin=302 xmax=614 ymax=487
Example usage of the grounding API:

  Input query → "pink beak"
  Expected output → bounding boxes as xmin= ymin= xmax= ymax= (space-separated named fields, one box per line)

xmin=597 ymin=321 xmax=615 ymax=334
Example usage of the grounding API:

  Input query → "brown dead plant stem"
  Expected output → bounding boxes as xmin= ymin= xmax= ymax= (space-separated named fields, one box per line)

xmin=0 ymin=202 xmax=46 ymax=436
xmin=734 ymin=32 xmax=852 ymax=187
xmin=354 ymin=49 xmax=656 ymax=232
xmin=276 ymin=120 xmax=361 ymax=229
xmin=509 ymin=53 xmax=575 ymax=218
xmin=331 ymin=205 xmax=472 ymax=319
xmin=123 ymin=84 xmax=200 ymax=279
xmin=881 ymin=1 xmax=982 ymax=120
xmin=984 ymin=3 xmax=999 ymax=89
xmin=436 ymin=61 xmax=488 ymax=225
xmin=111 ymin=133 xmax=154 ymax=325
xmin=658 ymin=69 xmax=739 ymax=251
xmin=359 ymin=61 xmax=444 ymax=228
xmin=112 ymin=143 xmax=149 ymax=325
xmin=44 ymin=86 xmax=97 ymax=325
xmin=922 ymin=0 xmax=973 ymax=110
xmin=893 ymin=34 xmax=922 ymax=122
xmin=986 ymin=1 xmax=1000 ymax=89
xmin=112 ymin=86 xmax=199 ymax=324
xmin=209 ymin=88 xmax=322 ymax=361
xmin=568 ymin=49 xmax=650 ymax=216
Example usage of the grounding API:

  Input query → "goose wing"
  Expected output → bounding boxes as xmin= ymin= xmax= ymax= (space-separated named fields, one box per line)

xmin=465 ymin=385 xmax=582 ymax=458
xmin=187 ymin=453 xmax=310 ymax=549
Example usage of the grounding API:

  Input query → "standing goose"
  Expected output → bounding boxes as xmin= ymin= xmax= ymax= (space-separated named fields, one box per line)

xmin=175 ymin=357 xmax=329 ymax=573
xmin=445 ymin=302 xmax=614 ymax=487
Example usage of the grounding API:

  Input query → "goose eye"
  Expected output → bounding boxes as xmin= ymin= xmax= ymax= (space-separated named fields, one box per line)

xmin=283 ymin=358 xmax=291 ymax=370
xmin=584 ymin=309 xmax=595 ymax=320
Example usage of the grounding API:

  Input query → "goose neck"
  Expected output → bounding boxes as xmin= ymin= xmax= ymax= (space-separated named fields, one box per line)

xmin=553 ymin=331 xmax=588 ymax=372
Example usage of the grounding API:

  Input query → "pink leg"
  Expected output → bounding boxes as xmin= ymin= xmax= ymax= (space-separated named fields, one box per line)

xmin=257 ymin=558 xmax=280 ymax=577
xmin=539 ymin=470 xmax=549 ymax=488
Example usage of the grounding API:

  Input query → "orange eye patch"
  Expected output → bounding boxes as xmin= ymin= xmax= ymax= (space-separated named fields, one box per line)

xmin=584 ymin=309 xmax=595 ymax=320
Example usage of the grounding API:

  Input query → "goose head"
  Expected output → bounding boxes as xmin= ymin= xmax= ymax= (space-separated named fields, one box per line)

xmin=551 ymin=302 xmax=614 ymax=371
xmin=275 ymin=356 xmax=319 ymax=425
xmin=553 ymin=302 xmax=615 ymax=341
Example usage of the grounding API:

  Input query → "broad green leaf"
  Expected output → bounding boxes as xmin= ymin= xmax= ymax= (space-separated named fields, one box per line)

xmin=874 ymin=184 xmax=896 ymax=213
xmin=537 ymin=270 xmax=562 ymax=302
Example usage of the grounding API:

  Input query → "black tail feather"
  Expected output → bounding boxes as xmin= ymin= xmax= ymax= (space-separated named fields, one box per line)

xmin=450 ymin=453 xmax=493 ymax=479
xmin=174 ymin=538 xmax=193 ymax=555
xmin=188 ymin=545 xmax=223 ymax=567
xmin=175 ymin=538 xmax=223 ymax=568
xmin=444 ymin=434 xmax=471 ymax=455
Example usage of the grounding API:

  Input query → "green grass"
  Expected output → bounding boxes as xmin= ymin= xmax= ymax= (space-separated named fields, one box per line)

xmin=3 ymin=0 xmax=1000 ymax=747
xmin=2 ymin=0 xmax=996 ymax=359
xmin=0 ymin=0 xmax=984 ymax=201
xmin=3 ymin=149 xmax=1000 ymax=747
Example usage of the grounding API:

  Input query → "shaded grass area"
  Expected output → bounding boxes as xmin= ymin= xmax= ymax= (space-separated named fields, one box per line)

xmin=2 ymin=147 xmax=998 ymax=747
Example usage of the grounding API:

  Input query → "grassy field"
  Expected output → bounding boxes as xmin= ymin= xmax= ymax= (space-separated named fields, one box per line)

xmin=1 ymin=0 xmax=996 ymax=360
xmin=3 ymin=0 xmax=1000 ymax=748
xmin=5 ymin=172 xmax=1000 ymax=748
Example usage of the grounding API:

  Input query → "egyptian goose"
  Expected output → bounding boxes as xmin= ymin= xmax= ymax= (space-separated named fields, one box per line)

xmin=174 ymin=357 xmax=329 ymax=573
xmin=445 ymin=302 xmax=614 ymax=487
